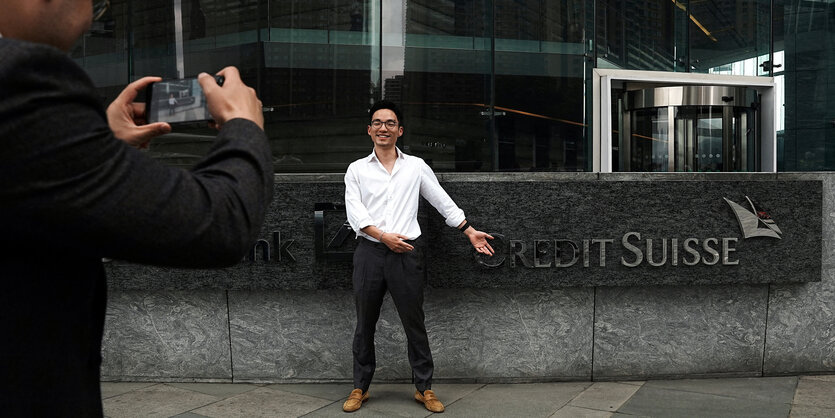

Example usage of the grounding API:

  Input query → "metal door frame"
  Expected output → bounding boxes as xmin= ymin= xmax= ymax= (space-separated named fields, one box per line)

xmin=592 ymin=69 xmax=776 ymax=173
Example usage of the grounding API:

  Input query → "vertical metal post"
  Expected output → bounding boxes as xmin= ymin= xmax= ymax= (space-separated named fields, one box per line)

xmin=739 ymin=110 xmax=748 ymax=171
xmin=173 ymin=0 xmax=185 ymax=78
xmin=667 ymin=106 xmax=675 ymax=171
xmin=489 ymin=0 xmax=498 ymax=171
xmin=675 ymin=117 xmax=685 ymax=171
xmin=600 ymin=75 xmax=612 ymax=172
xmin=769 ymin=0 xmax=774 ymax=76
xmin=686 ymin=116 xmax=696 ymax=171
xmin=621 ymin=108 xmax=631 ymax=171
xmin=127 ymin=0 xmax=134 ymax=81
xmin=685 ymin=0 xmax=691 ymax=72
xmin=256 ymin=0 xmax=263 ymax=96
xmin=723 ymin=106 xmax=733 ymax=171
xmin=587 ymin=0 xmax=598 ymax=172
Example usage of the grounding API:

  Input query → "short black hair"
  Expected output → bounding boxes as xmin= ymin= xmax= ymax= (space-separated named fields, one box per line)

xmin=368 ymin=100 xmax=404 ymax=127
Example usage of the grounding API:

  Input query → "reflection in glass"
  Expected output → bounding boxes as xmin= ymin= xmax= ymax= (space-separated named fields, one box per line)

xmin=596 ymin=0 xmax=676 ymax=71
xmin=688 ymin=0 xmax=771 ymax=75
xmin=673 ymin=106 xmax=758 ymax=172
xmin=675 ymin=108 xmax=724 ymax=172
xmin=261 ymin=0 xmax=378 ymax=172
xmin=71 ymin=0 xmax=125 ymax=96
xmin=625 ymin=100 xmax=758 ymax=173
xmin=629 ymin=108 xmax=670 ymax=171
xmin=402 ymin=0 xmax=493 ymax=171
xmin=493 ymin=0 xmax=588 ymax=171
xmin=72 ymin=1 xmax=787 ymax=173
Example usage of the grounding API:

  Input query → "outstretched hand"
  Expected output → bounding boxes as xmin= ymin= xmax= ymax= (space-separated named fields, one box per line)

xmin=466 ymin=229 xmax=495 ymax=256
xmin=106 ymin=76 xmax=172 ymax=149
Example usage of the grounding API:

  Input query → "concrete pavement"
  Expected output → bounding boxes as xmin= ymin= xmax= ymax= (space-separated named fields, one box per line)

xmin=101 ymin=375 xmax=835 ymax=417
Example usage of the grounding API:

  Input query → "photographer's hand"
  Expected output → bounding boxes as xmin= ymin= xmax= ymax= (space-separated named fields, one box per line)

xmin=200 ymin=67 xmax=264 ymax=130
xmin=106 ymin=76 xmax=172 ymax=149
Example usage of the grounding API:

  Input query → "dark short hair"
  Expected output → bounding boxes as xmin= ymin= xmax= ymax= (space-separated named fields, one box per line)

xmin=368 ymin=100 xmax=404 ymax=127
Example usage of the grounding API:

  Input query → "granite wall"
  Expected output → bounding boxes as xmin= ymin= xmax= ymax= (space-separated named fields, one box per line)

xmin=101 ymin=173 xmax=835 ymax=382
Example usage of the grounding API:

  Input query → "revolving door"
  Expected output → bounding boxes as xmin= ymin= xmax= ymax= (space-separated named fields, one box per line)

xmin=620 ymin=86 xmax=760 ymax=172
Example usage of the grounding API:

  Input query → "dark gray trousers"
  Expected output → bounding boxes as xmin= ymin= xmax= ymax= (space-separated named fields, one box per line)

xmin=352 ymin=237 xmax=433 ymax=392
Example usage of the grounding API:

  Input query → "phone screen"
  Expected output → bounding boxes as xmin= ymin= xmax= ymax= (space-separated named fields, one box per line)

xmin=146 ymin=77 xmax=211 ymax=124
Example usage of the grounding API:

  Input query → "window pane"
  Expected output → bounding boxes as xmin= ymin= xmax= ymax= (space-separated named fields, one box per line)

xmin=402 ymin=0 xmax=493 ymax=171
xmin=494 ymin=0 xmax=588 ymax=171
xmin=71 ymin=0 xmax=129 ymax=100
xmin=690 ymin=0 xmax=772 ymax=75
xmin=596 ymin=0 xmax=678 ymax=71
xmin=264 ymin=0 xmax=378 ymax=172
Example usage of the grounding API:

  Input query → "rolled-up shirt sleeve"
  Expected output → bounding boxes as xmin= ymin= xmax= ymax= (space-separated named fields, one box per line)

xmin=344 ymin=163 xmax=375 ymax=233
xmin=418 ymin=160 xmax=465 ymax=228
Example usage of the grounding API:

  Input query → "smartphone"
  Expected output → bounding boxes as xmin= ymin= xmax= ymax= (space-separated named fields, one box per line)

xmin=145 ymin=75 xmax=224 ymax=125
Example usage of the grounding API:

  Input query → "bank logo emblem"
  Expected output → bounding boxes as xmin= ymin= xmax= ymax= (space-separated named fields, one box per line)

xmin=724 ymin=196 xmax=782 ymax=239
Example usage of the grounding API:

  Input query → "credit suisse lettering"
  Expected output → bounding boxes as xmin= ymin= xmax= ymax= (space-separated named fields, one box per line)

xmin=487 ymin=232 xmax=739 ymax=269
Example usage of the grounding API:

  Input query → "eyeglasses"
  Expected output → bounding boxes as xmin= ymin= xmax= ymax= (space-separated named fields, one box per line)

xmin=93 ymin=0 xmax=110 ymax=22
xmin=370 ymin=119 xmax=398 ymax=129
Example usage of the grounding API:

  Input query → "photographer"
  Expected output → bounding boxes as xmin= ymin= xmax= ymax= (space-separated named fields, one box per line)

xmin=0 ymin=0 xmax=272 ymax=416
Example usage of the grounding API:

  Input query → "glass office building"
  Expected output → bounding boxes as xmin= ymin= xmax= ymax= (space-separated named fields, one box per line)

xmin=75 ymin=0 xmax=828 ymax=173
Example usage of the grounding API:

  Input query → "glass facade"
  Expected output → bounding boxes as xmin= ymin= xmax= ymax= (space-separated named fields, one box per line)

xmin=72 ymin=0 xmax=826 ymax=172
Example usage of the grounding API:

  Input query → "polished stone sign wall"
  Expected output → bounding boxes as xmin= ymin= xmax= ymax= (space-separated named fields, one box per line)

xmin=106 ymin=175 xmax=822 ymax=289
xmin=101 ymin=173 xmax=835 ymax=383
xmin=430 ymin=179 xmax=821 ymax=287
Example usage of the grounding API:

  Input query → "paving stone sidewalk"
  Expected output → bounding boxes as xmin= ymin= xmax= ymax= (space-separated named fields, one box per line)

xmin=101 ymin=375 xmax=835 ymax=417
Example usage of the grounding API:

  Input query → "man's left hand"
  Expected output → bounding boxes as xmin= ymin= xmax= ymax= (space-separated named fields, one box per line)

xmin=466 ymin=229 xmax=495 ymax=256
xmin=106 ymin=76 xmax=172 ymax=149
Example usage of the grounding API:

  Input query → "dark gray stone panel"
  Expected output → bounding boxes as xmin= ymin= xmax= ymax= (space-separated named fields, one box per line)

xmin=107 ymin=175 xmax=822 ymax=290
xmin=101 ymin=291 xmax=232 ymax=380
xmin=106 ymin=180 xmax=355 ymax=291
xmin=428 ymin=179 xmax=821 ymax=288
xmin=765 ymin=173 xmax=835 ymax=374
xmin=228 ymin=288 xmax=593 ymax=382
xmin=426 ymin=288 xmax=594 ymax=380
xmin=228 ymin=290 xmax=358 ymax=382
xmin=593 ymin=285 xmax=768 ymax=379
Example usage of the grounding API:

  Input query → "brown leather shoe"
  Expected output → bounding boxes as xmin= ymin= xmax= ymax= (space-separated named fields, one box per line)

xmin=342 ymin=388 xmax=369 ymax=412
xmin=414 ymin=389 xmax=445 ymax=413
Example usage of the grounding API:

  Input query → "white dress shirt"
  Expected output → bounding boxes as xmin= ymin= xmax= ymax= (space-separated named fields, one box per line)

xmin=345 ymin=147 xmax=465 ymax=242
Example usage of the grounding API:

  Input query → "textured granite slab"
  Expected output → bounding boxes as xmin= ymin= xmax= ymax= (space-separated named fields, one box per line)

xmin=105 ymin=181 xmax=356 ymax=290
xmin=765 ymin=173 xmax=835 ymax=374
xmin=101 ymin=291 xmax=232 ymax=381
xmin=96 ymin=172 xmax=835 ymax=381
xmin=106 ymin=174 xmax=822 ymax=290
xmin=228 ymin=288 xmax=593 ymax=382
xmin=425 ymin=288 xmax=593 ymax=380
xmin=430 ymin=179 xmax=821 ymax=288
xmin=227 ymin=290 xmax=358 ymax=382
xmin=593 ymin=284 xmax=768 ymax=379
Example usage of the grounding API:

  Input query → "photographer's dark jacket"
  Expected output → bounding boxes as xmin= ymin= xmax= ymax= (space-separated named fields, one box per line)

xmin=0 ymin=38 xmax=273 ymax=417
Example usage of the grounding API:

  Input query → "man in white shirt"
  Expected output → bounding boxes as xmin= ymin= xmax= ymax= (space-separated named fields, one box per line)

xmin=342 ymin=100 xmax=494 ymax=413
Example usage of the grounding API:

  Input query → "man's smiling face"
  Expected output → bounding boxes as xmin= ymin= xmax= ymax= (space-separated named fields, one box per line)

xmin=367 ymin=108 xmax=403 ymax=150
